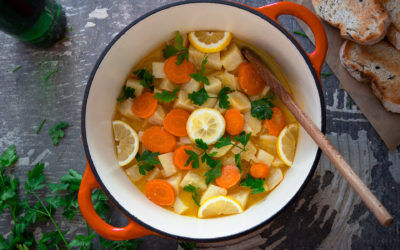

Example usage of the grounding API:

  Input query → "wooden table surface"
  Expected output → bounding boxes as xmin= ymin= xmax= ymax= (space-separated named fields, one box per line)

xmin=0 ymin=0 xmax=399 ymax=249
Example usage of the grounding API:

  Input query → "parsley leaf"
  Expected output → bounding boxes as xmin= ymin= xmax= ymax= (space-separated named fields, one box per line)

xmin=117 ymin=86 xmax=136 ymax=102
xmin=0 ymin=145 xmax=18 ymax=169
xmin=241 ymin=174 xmax=265 ymax=194
xmin=218 ymin=87 xmax=233 ymax=109
xmin=183 ymin=184 xmax=200 ymax=206
xmin=190 ymin=56 xmax=210 ymax=85
xmin=250 ymin=94 xmax=275 ymax=120
xmin=195 ymin=138 xmax=208 ymax=150
xmin=69 ymin=233 xmax=96 ymax=249
xmin=235 ymin=153 xmax=242 ymax=172
xmin=233 ymin=131 xmax=251 ymax=147
xmin=215 ymin=135 xmax=232 ymax=148
xmin=184 ymin=149 xmax=200 ymax=169
xmin=163 ymin=31 xmax=189 ymax=65
xmin=134 ymin=68 xmax=154 ymax=91
xmin=154 ymin=87 xmax=179 ymax=103
xmin=205 ymin=164 xmax=222 ymax=185
xmin=163 ymin=45 xmax=179 ymax=59
xmin=136 ymin=151 xmax=160 ymax=175
xmin=49 ymin=121 xmax=69 ymax=146
xmin=188 ymin=88 xmax=214 ymax=105
xmin=25 ymin=163 xmax=45 ymax=192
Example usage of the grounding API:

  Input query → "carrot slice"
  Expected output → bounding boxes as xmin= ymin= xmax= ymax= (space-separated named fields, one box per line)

xmin=142 ymin=126 xmax=176 ymax=153
xmin=224 ymin=108 xmax=244 ymax=136
xmin=238 ymin=62 xmax=266 ymax=96
xmin=173 ymin=145 xmax=194 ymax=170
xmin=164 ymin=55 xmax=195 ymax=84
xmin=215 ymin=165 xmax=241 ymax=189
xmin=132 ymin=92 xmax=158 ymax=118
xmin=265 ymin=107 xmax=286 ymax=136
xmin=250 ymin=163 xmax=270 ymax=179
xmin=163 ymin=109 xmax=190 ymax=137
xmin=145 ymin=179 xmax=175 ymax=206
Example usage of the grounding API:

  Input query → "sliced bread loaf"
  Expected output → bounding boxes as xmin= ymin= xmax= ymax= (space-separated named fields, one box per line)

xmin=340 ymin=40 xmax=400 ymax=113
xmin=380 ymin=0 xmax=400 ymax=31
xmin=312 ymin=0 xmax=390 ymax=45
xmin=387 ymin=25 xmax=400 ymax=50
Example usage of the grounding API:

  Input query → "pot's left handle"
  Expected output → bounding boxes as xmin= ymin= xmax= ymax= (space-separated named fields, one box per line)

xmin=78 ymin=163 xmax=155 ymax=241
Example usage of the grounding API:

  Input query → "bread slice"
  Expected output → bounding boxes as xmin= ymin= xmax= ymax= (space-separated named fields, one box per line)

xmin=340 ymin=40 xmax=400 ymax=113
xmin=312 ymin=0 xmax=390 ymax=45
xmin=387 ymin=25 xmax=400 ymax=50
xmin=380 ymin=0 xmax=400 ymax=31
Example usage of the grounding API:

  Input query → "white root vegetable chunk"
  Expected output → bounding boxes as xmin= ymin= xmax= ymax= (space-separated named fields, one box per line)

xmin=126 ymin=78 xmax=144 ymax=96
xmin=228 ymin=91 xmax=251 ymax=112
xmin=189 ymin=45 xmax=205 ymax=70
xmin=212 ymin=71 xmax=239 ymax=90
xmin=209 ymin=144 xmax=234 ymax=158
xmin=259 ymin=134 xmax=278 ymax=155
xmin=174 ymin=90 xmax=196 ymax=111
xmin=181 ymin=78 xmax=201 ymax=93
xmin=147 ymin=167 xmax=161 ymax=180
xmin=179 ymin=171 xmax=207 ymax=191
xmin=205 ymin=76 xmax=222 ymax=94
xmin=254 ymin=149 xmax=274 ymax=166
xmin=197 ymin=93 xmax=217 ymax=108
xmin=166 ymin=173 xmax=182 ymax=195
xmin=221 ymin=43 xmax=244 ymax=71
xmin=118 ymin=98 xmax=136 ymax=120
xmin=173 ymin=197 xmax=189 ymax=214
xmin=221 ymin=152 xmax=236 ymax=165
xmin=200 ymin=184 xmax=227 ymax=205
xmin=206 ymin=52 xmax=222 ymax=71
xmin=125 ymin=164 xmax=143 ymax=182
xmin=271 ymin=157 xmax=286 ymax=168
xmin=152 ymin=62 xmax=166 ymax=78
xmin=159 ymin=78 xmax=175 ymax=91
xmin=158 ymin=152 xmax=177 ymax=177
xmin=229 ymin=189 xmax=250 ymax=208
xmin=178 ymin=136 xmax=192 ymax=146
xmin=264 ymin=167 xmax=283 ymax=191
xmin=243 ymin=112 xmax=262 ymax=136
xmin=232 ymin=141 xmax=257 ymax=162
xmin=147 ymin=105 xmax=166 ymax=126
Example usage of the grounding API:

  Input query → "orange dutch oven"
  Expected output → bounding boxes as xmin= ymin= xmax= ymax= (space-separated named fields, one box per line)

xmin=79 ymin=0 xmax=327 ymax=242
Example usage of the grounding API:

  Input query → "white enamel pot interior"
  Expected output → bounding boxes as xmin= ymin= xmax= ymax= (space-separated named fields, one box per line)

xmin=81 ymin=0 xmax=326 ymax=242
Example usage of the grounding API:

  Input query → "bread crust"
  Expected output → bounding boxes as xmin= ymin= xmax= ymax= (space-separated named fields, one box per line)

xmin=387 ymin=25 xmax=400 ymax=50
xmin=340 ymin=40 xmax=400 ymax=113
xmin=380 ymin=0 xmax=400 ymax=31
xmin=312 ymin=0 xmax=390 ymax=45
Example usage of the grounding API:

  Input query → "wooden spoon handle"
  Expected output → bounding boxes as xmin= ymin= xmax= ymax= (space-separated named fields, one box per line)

xmin=242 ymin=48 xmax=393 ymax=227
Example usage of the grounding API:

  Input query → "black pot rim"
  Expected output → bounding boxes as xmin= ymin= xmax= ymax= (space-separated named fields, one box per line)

xmin=81 ymin=0 xmax=326 ymax=243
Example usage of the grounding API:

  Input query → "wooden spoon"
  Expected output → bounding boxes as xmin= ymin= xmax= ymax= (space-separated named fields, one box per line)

xmin=242 ymin=48 xmax=393 ymax=227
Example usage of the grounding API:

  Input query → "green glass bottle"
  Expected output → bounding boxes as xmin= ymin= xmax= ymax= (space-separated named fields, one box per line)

xmin=0 ymin=0 xmax=66 ymax=48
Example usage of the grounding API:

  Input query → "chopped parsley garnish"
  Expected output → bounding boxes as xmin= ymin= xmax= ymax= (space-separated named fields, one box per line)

xmin=36 ymin=119 xmax=46 ymax=134
xmin=241 ymin=174 xmax=266 ymax=194
xmin=133 ymin=68 xmax=154 ymax=91
xmin=233 ymin=131 xmax=251 ymax=147
xmin=190 ymin=56 xmax=210 ymax=85
xmin=184 ymin=149 xmax=200 ymax=169
xmin=293 ymin=30 xmax=308 ymax=38
xmin=136 ymin=151 xmax=160 ymax=175
xmin=250 ymin=94 xmax=275 ymax=120
xmin=163 ymin=31 xmax=189 ymax=65
xmin=321 ymin=72 xmax=333 ymax=77
xmin=12 ymin=65 xmax=22 ymax=72
xmin=188 ymin=88 xmax=216 ymax=106
xmin=49 ymin=121 xmax=69 ymax=146
xmin=218 ymin=87 xmax=233 ymax=109
xmin=0 ymin=144 xmax=18 ymax=169
xmin=44 ymin=69 xmax=58 ymax=82
xmin=183 ymin=184 xmax=200 ymax=206
xmin=195 ymin=138 xmax=208 ymax=150
xmin=154 ymin=87 xmax=179 ymax=103
xmin=117 ymin=86 xmax=136 ymax=102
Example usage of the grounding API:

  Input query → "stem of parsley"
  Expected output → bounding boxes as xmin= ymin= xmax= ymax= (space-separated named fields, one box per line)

xmin=32 ymin=192 xmax=70 ymax=249
xmin=36 ymin=119 xmax=46 ymax=134
xmin=44 ymin=69 xmax=58 ymax=82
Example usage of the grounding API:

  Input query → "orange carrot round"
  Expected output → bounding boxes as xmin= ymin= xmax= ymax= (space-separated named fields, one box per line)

xmin=224 ymin=108 xmax=244 ymax=136
xmin=238 ymin=62 xmax=266 ymax=96
xmin=164 ymin=55 xmax=194 ymax=84
xmin=145 ymin=179 xmax=175 ymax=206
xmin=173 ymin=145 xmax=194 ymax=170
xmin=141 ymin=126 xmax=176 ymax=153
xmin=163 ymin=109 xmax=190 ymax=137
xmin=250 ymin=163 xmax=270 ymax=179
xmin=131 ymin=92 xmax=158 ymax=118
xmin=215 ymin=165 xmax=241 ymax=189
xmin=265 ymin=107 xmax=286 ymax=136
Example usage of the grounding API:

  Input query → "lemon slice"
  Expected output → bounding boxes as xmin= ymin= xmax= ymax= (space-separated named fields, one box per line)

xmin=198 ymin=195 xmax=243 ymax=218
xmin=277 ymin=123 xmax=299 ymax=167
xmin=112 ymin=120 xmax=139 ymax=167
xmin=188 ymin=31 xmax=232 ymax=53
xmin=186 ymin=108 xmax=225 ymax=145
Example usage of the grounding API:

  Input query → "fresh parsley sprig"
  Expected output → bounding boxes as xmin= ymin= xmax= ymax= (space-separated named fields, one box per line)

xmin=241 ymin=174 xmax=265 ymax=194
xmin=218 ymin=87 xmax=233 ymax=109
xmin=190 ymin=56 xmax=210 ymax=85
xmin=183 ymin=184 xmax=201 ymax=206
xmin=136 ymin=151 xmax=160 ymax=175
xmin=49 ymin=121 xmax=69 ymax=146
xmin=188 ymin=88 xmax=216 ymax=106
xmin=163 ymin=31 xmax=189 ymax=65
xmin=250 ymin=94 xmax=275 ymax=120
xmin=133 ymin=68 xmax=155 ymax=91
xmin=154 ymin=87 xmax=179 ymax=103
xmin=117 ymin=85 xmax=136 ymax=102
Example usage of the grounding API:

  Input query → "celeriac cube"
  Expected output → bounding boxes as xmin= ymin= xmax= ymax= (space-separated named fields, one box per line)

xmin=147 ymin=167 xmax=161 ymax=180
xmin=221 ymin=152 xmax=236 ymax=165
xmin=228 ymin=91 xmax=251 ymax=112
xmin=125 ymin=164 xmax=143 ymax=182
xmin=179 ymin=171 xmax=207 ymax=191
xmin=243 ymin=112 xmax=262 ymax=136
xmin=229 ymin=189 xmax=250 ymax=208
xmin=181 ymin=78 xmax=201 ymax=93
xmin=158 ymin=152 xmax=177 ymax=177
xmin=200 ymin=184 xmax=227 ymax=205
xmin=265 ymin=167 xmax=283 ymax=191
xmin=189 ymin=45 xmax=205 ymax=70
xmin=204 ymin=76 xmax=222 ymax=94
xmin=205 ymin=52 xmax=222 ymax=71
xmin=271 ymin=157 xmax=286 ymax=168
xmin=126 ymin=78 xmax=144 ymax=96
xmin=159 ymin=78 xmax=175 ymax=91
xmin=209 ymin=144 xmax=234 ymax=158
xmin=254 ymin=149 xmax=274 ymax=166
xmin=221 ymin=43 xmax=244 ymax=71
xmin=166 ymin=173 xmax=182 ymax=195
xmin=178 ymin=136 xmax=193 ymax=146
xmin=212 ymin=71 xmax=239 ymax=90
xmin=147 ymin=105 xmax=166 ymax=126
xmin=152 ymin=62 xmax=166 ymax=78
xmin=174 ymin=90 xmax=196 ymax=111
xmin=172 ymin=197 xmax=189 ymax=214
xmin=232 ymin=141 xmax=257 ymax=162
xmin=259 ymin=134 xmax=278 ymax=155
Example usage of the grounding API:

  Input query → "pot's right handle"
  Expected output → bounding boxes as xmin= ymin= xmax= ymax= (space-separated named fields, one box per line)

xmin=256 ymin=1 xmax=327 ymax=77
xmin=78 ymin=163 xmax=155 ymax=241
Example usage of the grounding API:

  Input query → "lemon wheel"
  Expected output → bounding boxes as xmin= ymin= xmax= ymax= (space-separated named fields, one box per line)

xmin=112 ymin=120 xmax=139 ymax=167
xmin=198 ymin=195 xmax=243 ymax=218
xmin=188 ymin=31 xmax=232 ymax=53
xmin=276 ymin=123 xmax=299 ymax=167
xmin=186 ymin=108 xmax=225 ymax=145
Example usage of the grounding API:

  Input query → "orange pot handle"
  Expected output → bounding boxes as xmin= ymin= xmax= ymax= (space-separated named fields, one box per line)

xmin=78 ymin=163 xmax=155 ymax=240
xmin=255 ymin=1 xmax=327 ymax=77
